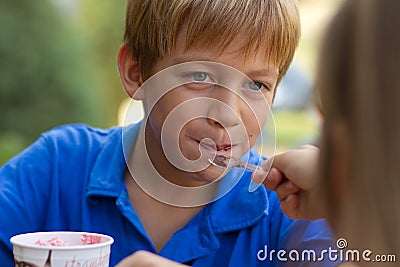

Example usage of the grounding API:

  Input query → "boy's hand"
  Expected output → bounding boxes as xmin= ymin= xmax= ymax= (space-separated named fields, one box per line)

xmin=252 ymin=145 xmax=323 ymax=220
xmin=116 ymin=251 xmax=189 ymax=267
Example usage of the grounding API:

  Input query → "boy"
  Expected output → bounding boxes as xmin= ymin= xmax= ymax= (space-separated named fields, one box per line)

xmin=0 ymin=0 xmax=337 ymax=266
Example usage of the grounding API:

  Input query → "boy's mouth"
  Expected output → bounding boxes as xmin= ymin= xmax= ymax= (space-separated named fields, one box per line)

xmin=196 ymin=139 xmax=235 ymax=156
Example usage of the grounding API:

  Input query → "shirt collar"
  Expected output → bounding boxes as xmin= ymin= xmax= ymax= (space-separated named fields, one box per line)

xmin=86 ymin=124 xmax=137 ymax=199
xmin=207 ymin=163 xmax=269 ymax=233
xmin=86 ymin=122 xmax=269 ymax=230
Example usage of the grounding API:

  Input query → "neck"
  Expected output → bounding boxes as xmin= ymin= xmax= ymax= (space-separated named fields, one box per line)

xmin=124 ymin=168 xmax=205 ymax=253
xmin=127 ymin=123 xmax=218 ymax=206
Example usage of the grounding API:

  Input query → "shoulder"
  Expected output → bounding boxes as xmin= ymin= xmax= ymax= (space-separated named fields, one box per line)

xmin=41 ymin=123 xmax=121 ymax=144
xmin=38 ymin=123 xmax=122 ymax=155
xmin=1 ymin=124 xmax=123 ymax=176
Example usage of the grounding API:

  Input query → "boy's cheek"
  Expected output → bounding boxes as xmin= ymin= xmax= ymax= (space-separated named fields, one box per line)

xmin=247 ymin=131 xmax=260 ymax=146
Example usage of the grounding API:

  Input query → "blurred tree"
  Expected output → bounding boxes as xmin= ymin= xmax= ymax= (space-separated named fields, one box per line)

xmin=0 ymin=0 xmax=105 ymax=163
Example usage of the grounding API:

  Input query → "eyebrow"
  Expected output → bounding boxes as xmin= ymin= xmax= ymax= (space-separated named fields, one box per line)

xmin=173 ymin=55 xmax=279 ymax=77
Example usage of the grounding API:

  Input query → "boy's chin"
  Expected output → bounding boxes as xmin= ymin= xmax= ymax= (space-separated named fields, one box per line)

xmin=185 ymin=166 xmax=227 ymax=185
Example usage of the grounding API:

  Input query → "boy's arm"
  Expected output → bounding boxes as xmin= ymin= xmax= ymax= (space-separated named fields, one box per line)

xmin=0 ymin=136 xmax=52 ymax=266
xmin=253 ymin=145 xmax=324 ymax=220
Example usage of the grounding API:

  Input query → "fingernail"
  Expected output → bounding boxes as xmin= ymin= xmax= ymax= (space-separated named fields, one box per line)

xmin=248 ymin=180 xmax=261 ymax=193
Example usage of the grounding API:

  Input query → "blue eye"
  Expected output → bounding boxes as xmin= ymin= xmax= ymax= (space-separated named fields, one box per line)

xmin=184 ymin=72 xmax=215 ymax=90
xmin=188 ymin=72 xmax=213 ymax=83
xmin=193 ymin=72 xmax=207 ymax=82
xmin=245 ymin=81 xmax=268 ymax=92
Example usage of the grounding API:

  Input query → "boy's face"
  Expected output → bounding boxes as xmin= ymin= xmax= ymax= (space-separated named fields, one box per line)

xmin=127 ymin=29 xmax=279 ymax=185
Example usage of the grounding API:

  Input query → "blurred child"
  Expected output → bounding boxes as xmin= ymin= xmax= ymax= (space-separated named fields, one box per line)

xmin=259 ymin=0 xmax=400 ymax=266
xmin=317 ymin=0 xmax=400 ymax=265
xmin=0 ymin=0 xmax=338 ymax=266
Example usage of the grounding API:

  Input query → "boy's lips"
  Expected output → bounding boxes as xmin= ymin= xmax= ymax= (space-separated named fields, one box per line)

xmin=196 ymin=139 xmax=236 ymax=156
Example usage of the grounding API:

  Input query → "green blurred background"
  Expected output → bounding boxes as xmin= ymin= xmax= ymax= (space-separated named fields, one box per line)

xmin=0 ymin=0 xmax=343 ymax=165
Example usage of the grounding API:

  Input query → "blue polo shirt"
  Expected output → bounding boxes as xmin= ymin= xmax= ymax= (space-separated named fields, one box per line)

xmin=0 ymin=123 xmax=338 ymax=266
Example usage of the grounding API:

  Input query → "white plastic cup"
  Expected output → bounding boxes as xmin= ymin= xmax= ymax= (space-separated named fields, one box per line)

xmin=10 ymin=231 xmax=114 ymax=267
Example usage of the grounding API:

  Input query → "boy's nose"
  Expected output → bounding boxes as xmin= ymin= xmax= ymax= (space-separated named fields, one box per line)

xmin=207 ymin=87 xmax=243 ymax=128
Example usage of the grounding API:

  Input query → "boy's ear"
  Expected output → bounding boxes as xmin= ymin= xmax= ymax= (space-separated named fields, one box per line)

xmin=117 ymin=44 xmax=144 ymax=99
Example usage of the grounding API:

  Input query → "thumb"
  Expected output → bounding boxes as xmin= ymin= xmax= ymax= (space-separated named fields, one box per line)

xmin=265 ymin=146 xmax=319 ymax=190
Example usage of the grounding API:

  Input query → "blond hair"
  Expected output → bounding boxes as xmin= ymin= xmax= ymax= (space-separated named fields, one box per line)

xmin=123 ymin=0 xmax=300 ymax=84
xmin=317 ymin=0 xmax=400 ymax=264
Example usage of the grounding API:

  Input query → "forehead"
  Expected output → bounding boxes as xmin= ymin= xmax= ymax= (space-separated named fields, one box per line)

xmin=159 ymin=26 xmax=279 ymax=77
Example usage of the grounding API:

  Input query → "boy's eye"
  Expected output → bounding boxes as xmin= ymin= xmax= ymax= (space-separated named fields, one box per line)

xmin=244 ymin=81 xmax=269 ymax=92
xmin=184 ymin=72 xmax=215 ymax=91
xmin=189 ymin=72 xmax=213 ymax=83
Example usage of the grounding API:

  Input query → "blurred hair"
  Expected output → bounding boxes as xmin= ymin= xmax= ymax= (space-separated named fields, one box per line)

xmin=123 ymin=0 xmax=300 ymax=85
xmin=316 ymin=0 xmax=400 ymax=262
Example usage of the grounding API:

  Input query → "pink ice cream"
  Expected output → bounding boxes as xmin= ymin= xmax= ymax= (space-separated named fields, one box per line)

xmin=35 ymin=233 xmax=102 ymax=246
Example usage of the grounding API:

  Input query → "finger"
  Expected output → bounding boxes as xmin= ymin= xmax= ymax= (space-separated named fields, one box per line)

xmin=276 ymin=181 xmax=300 ymax=201
xmin=251 ymin=168 xmax=268 ymax=184
xmin=268 ymin=152 xmax=294 ymax=174
xmin=248 ymin=168 xmax=267 ymax=192
xmin=280 ymin=194 xmax=299 ymax=219
xmin=262 ymin=167 xmax=284 ymax=191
